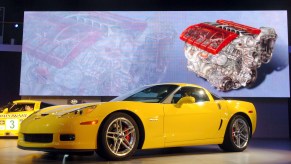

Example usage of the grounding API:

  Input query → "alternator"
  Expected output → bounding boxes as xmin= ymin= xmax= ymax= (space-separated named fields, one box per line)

xmin=180 ymin=20 xmax=277 ymax=91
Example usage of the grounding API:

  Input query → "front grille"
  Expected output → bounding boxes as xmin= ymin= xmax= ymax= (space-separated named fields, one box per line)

xmin=24 ymin=134 xmax=53 ymax=143
xmin=60 ymin=134 xmax=75 ymax=141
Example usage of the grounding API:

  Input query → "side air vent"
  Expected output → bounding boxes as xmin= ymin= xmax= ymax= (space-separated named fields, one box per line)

xmin=218 ymin=119 xmax=223 ymax=130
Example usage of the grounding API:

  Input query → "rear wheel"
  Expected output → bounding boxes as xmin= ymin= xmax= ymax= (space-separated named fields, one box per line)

xmin=97 ymin=112 xmax=139 ymax=160
xmin=219 ymin=115 xmax=250 ymax=152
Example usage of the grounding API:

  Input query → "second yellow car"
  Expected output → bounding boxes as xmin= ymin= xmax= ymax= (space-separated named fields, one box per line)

xmin=0 ymin=100 xmax=53 ymax=136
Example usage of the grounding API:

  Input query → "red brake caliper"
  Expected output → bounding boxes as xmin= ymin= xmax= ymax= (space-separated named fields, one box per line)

xmin=125 ymin=125 xmax=131 ymax=142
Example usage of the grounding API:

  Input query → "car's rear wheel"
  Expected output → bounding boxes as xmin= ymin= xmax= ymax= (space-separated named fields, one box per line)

xmin=219 ymin=115 xmax=250 ymax=152
xmin=97 ymin=112 xmax=139 ymax=160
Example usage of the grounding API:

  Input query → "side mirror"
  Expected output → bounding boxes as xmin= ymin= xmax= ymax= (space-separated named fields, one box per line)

xmin=3 ymin=108 xmax=8 ymax=114
xmin=175 ymin=96 xmax=196 ymax=108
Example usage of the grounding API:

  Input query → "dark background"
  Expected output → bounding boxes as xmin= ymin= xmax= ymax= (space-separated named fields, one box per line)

xmin=0 ymin=0 xmax=290 ymax=138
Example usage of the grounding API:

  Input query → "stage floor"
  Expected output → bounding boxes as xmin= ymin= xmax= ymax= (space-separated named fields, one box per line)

xmin=1 ymin=138 xmax=290 ymax=164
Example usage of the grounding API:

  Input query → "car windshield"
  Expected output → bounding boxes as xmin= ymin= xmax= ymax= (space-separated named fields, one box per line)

xmin=0 ymin=102 xmax=14 ymax=113
xmin=111 ymin=84 xmax=179 ymax=103
xmin=210 ymin=92 xmax=224 ymax=100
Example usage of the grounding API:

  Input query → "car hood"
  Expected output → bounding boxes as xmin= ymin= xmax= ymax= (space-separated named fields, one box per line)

xmin=37 ymin=102 xmax=102 ymax=116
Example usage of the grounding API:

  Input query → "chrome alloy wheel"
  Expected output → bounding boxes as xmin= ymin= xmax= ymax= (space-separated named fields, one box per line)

xmin=231 ymin=118 xmax=249 ymax=148
xmin=106 ymin=117 xmax=136 ymax=156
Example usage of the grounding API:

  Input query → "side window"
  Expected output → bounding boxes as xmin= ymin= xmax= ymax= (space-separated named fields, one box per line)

xmin=172 ymin=92 xmax=183 ymax=104
xmin=171 ymin=87 xmax=210 ymax=104
xmin=24 ymin=104 xmax=34 ymax=111
xmin=9 ymin=104 xmax=25 ymax=112
xmin=9 ymin=104 xmax=34 ymax=112
xmin=192 ymin=88 xmax=210 ymax=102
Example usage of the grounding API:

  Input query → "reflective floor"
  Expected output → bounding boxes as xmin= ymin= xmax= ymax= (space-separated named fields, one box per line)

xmin=1 ymin=138 xmax=291 ymax=164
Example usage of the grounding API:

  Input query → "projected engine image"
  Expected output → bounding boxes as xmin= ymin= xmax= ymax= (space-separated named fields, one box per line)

xmin=21 ymin=12 xmax=176 ymax=96
xmin=180 ymin=20 xmax=277 ymax=91
xmin=20 ymin=11 xmax=289 ymax=97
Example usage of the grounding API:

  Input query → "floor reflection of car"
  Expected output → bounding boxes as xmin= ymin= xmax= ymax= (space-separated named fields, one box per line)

xmin=0 ymin=100 xmax=54 ymax=136
xmin=18 ymin=83 xmax=256 ymax=160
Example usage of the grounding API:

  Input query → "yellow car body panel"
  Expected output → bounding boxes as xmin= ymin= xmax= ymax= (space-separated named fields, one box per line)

xmin=0 ymin=100 xmax=43 ymax=136
xmin=18 ymin=83 xmax=257 ymax=152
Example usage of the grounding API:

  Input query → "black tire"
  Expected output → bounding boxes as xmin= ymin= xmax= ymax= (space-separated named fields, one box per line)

xmin=219 ymin=115 xmax=250 ymax=152
xmin=96 ymin=112 xmax=139 ymax=160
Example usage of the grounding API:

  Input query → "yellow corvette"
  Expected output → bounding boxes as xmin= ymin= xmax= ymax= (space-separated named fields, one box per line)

xmin=0 ymin=100 xmax=53 ymax=136
xmin=18 ymin=83 xmax=256 ymax=160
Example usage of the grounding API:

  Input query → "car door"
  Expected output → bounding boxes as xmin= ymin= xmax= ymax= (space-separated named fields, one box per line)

xmin=164 ymin=87 xmax=222 ymax=143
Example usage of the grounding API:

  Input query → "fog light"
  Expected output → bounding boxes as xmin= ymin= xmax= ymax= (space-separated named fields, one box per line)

xmin=60 ymin=134 xmax=75 ymax=141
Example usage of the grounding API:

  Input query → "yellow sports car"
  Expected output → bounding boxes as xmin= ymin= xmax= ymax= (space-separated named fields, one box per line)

xmin=18 ymin=83 xmax=256 ymax=160
xmin=0 ymin=100 xmax=53 ymax=136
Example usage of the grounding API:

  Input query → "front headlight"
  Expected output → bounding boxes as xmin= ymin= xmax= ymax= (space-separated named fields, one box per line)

xmin=61 ymin=105 xmax=97 ymax=117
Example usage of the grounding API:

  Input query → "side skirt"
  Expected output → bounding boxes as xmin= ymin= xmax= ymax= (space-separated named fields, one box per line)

xmin=164 ymin=138 xmax=224 ymax=148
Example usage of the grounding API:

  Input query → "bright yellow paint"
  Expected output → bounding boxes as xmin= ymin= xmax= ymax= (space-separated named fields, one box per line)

xmin=18 ymin=83 xmax=257 ymax=151
xmin=0 ymin=100 xmax=42 ymax=136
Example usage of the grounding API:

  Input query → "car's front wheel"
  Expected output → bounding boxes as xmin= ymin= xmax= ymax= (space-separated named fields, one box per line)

xmin=219 ymin=115 xmax=250 ymax=152
xmin=97 ymin=112 xmax=139 ymax=160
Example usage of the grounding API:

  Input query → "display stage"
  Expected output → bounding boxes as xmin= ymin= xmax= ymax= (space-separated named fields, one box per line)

xmin=0 ymin=139 xmax=290 ymax=163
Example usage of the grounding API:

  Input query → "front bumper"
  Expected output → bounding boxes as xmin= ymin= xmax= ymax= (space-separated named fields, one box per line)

xmin=17 ymin=114 xmax=101 ymax=151
xmin=17 ymin=145 xmax=95 ymax=153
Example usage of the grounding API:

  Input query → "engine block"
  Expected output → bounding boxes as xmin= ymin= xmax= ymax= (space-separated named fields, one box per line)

xmin=180 ymin=20 xmax=277 ymax=91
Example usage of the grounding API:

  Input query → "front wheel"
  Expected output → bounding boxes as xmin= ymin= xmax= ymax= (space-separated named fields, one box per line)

xmin=97 ymin=112 xmax=139 ymax=160
xmin=219 ymin=115 xmax=250 ymax=152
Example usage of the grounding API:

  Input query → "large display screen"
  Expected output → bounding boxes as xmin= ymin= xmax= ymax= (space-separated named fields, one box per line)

xmin=20 ymin=11 xmax=289 ymax=97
